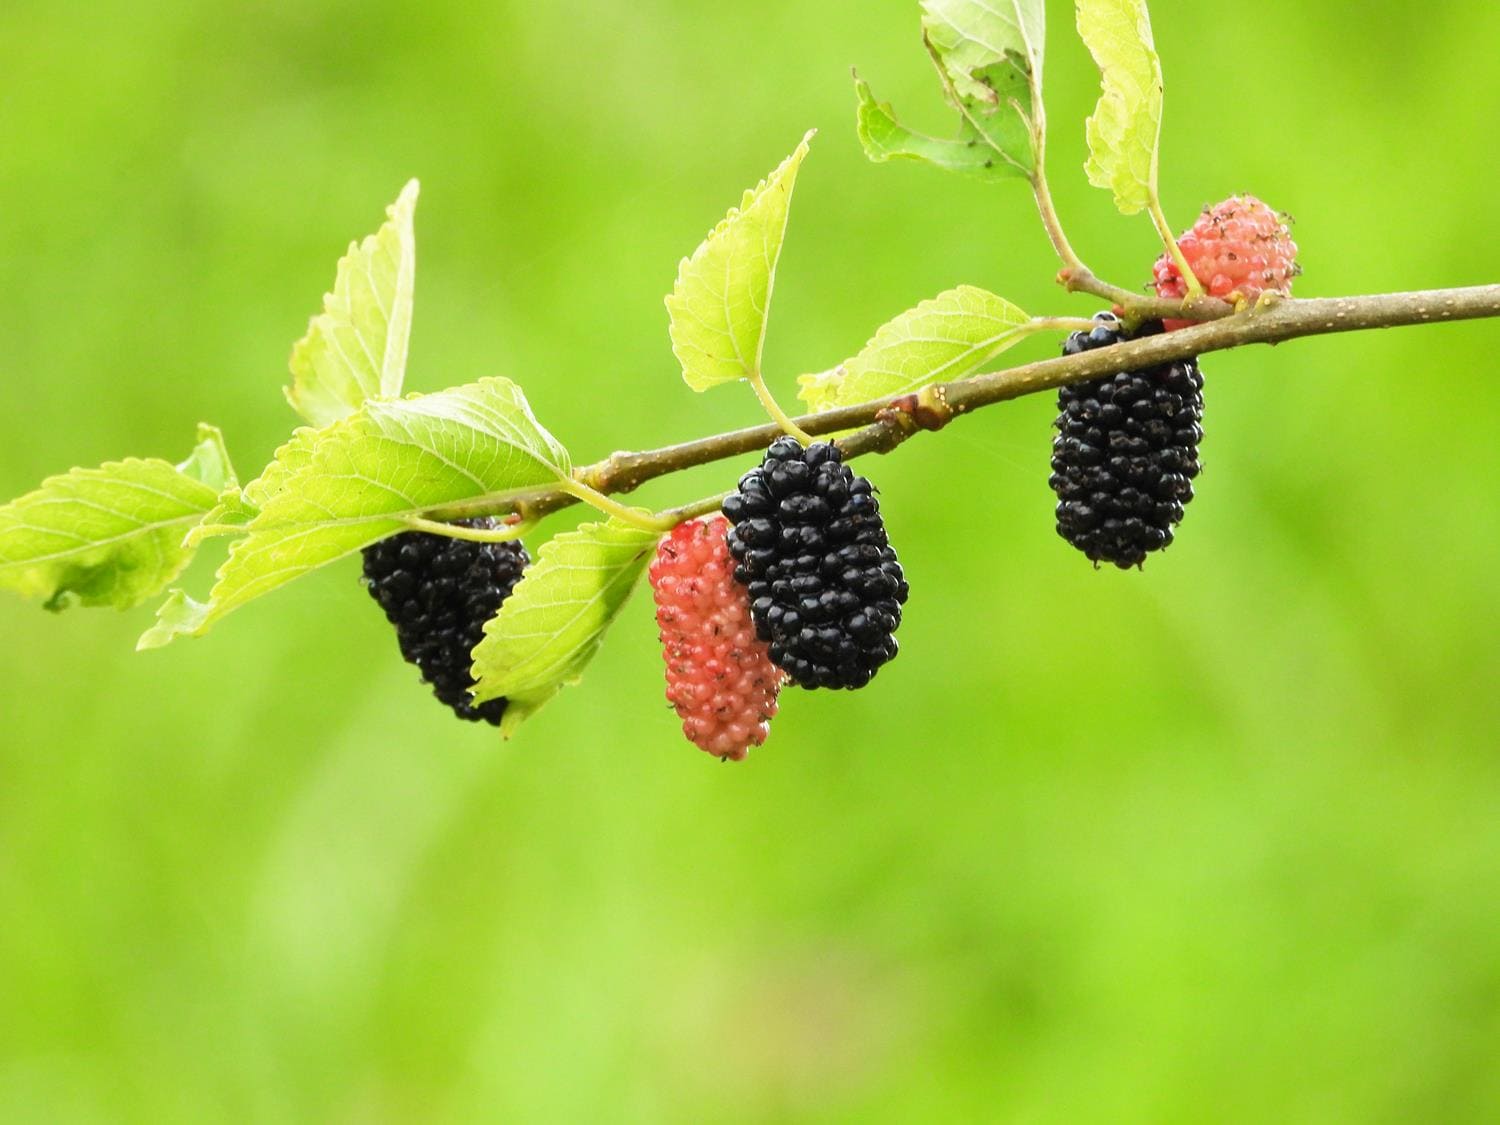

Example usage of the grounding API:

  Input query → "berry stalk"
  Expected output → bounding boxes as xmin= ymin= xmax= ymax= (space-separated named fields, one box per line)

xmin=1148 ymin=198 xmax=1204 ymax=301
xmin=748 ymin=370 xmax=814 ymax=445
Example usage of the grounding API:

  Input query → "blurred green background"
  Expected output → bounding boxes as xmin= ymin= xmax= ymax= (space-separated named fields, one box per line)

xmin=2 ymin=1 xmax=1498 ymax=1120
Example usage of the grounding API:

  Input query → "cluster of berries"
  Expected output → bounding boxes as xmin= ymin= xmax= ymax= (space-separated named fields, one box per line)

xmin=654 ymin=438 xmax=908 ymax=759
xmin=1049 ymin=314 xmax=1204 ymax=568
xmin=361 ymin=519 xmax=529 ymax=725
xmin=722 ymin=438 xmax=907 ymax=689
xmin=359 ymin=440 xmax=909 ymax=762
xmin=1050 ymin=194 xmax=1296 ymax=567
xmin=362 ymin=194 xmax=1295 ymax=762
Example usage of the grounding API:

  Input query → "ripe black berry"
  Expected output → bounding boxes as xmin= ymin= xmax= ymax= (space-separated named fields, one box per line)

xmin=361 ymin=519 xmax=529 ymax=724
xmin=1049 ymin=312 xmax=1204 ymax=568
xmin=721 ymin=438 xmax=908 ymax=689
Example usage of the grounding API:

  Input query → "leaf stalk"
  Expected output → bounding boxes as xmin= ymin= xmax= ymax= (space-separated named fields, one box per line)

xmin=748 ymin=371 xmax=814 ymax=443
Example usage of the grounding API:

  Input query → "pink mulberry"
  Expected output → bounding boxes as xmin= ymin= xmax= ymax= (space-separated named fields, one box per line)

xmin=650 ymin=516 xmax=786 ymax=760
xmin=1153 ymin=194 xmax=1299 ymax=329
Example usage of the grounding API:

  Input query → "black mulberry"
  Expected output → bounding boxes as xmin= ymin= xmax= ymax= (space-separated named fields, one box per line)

xmin=1049 ymin=312 xmax=1204 ymax=568
xmin=361 ymin=519 xmax=528 ymax=724
xmin=721 ymin=438 xmax=909 ymax=690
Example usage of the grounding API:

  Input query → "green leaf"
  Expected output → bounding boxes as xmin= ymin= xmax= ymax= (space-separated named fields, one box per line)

xmin=665 ymin=132 xmax=813 ymax=391
xmin=796 ymin=368 xmax=847 ymax=416
xmin=1076 ymin=0 xmax=1163 ymax=215
xmin=917 ymin=0 xmax=1046 ymax=177
xmin=175 ymin=425 xmax=238 ymax=493
xmin=853 ymin=75 xmax=1018 ymax=184
xmin=136 ymin=590 xmax=211 ymax=650
xmin=140 ymin=377 xmax=571 ymax=648
xmin=242 ymin=427 xmax=320 ymax=509
xmin=470 ymin=517 xmax=659 ymax=736
xmin=798 ymin=286 xmax=1031 ymax=412
xmin=0 ymin=425 xmax=230 ymax=611
xmin=922 ymin=0 xmax=1046 ymax=103
xmin=285 ymin=179 xmax=420 ymax=427
xmin=185 ymin=426 xmax=320 ymax=546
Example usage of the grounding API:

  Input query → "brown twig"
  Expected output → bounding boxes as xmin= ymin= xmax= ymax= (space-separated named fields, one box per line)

xmin=424 ymin=284 xmax=1500 ymax=528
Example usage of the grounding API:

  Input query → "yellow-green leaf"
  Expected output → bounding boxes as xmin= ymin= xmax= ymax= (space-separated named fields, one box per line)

xmin=470 ymin=518 xmax=659 ymax=736
xmin=136 ymin=590 xmax=211 ymax=650
xmin=921 ymin=0 xmax=1046 ymax=104
xmin=665 ymin=132 xmax=813 ymax=391
xmin=796 ymin=368 xmax=848 ymax=416
xmin=917 ymin=0 xmax=1045 ymax=176
xmin=140 ymin=378 xmax=571 ymax=648
xmin=854 ymin=75 xmax=1021 ymax=183
xmin=186 ymin=426 xmax=320 ymax=546
xmin=285 ymin=179 xmax=420 ymax=426
xmin=798 ymin=286 xmax=1031 ymax=412
xmin=0 ymin=425 xmax=231 ymax=611
xmin=1077 ymin=0 xmax=1163 ymax=215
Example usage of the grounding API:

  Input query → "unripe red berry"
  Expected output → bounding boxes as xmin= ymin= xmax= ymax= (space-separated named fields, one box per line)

xmin=1153 ymin=194 xmax=1299 ymax=329
xmin=650 ymin=516 xmax=786 ymax=760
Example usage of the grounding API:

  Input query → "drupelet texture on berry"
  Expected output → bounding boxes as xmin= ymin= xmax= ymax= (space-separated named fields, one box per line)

xmin=1153 ymin=194 xmax=1298 ymax=328
xmin=361 ymin=519 xmax=529 ymax=725
xmin=721 ymin=438 xmax=909 ymax=690
xmin=650 ymin=516 xmax=785 ymax=761
xmin=1049 ymin=313 xmax=1204 ymax=569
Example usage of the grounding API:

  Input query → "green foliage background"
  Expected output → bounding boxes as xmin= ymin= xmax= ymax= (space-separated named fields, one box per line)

xmin=2 ymin=1 xmax=1498 ymax=1118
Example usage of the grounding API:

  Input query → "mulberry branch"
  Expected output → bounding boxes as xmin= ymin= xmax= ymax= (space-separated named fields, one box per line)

xmin=424 ymin=283 xmax=1500 ymax=528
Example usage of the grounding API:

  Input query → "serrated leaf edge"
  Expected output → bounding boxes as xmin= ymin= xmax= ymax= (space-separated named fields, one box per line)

xmin=665 ymin=131 xmax=815 ymax=392
xmin=1077 ymin=0 xmax=1163 ymax=215
xmin=145 ymin=377 xmax=572 ymax=646
xmin=284 ymin=178 xmax=420 ymax=425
